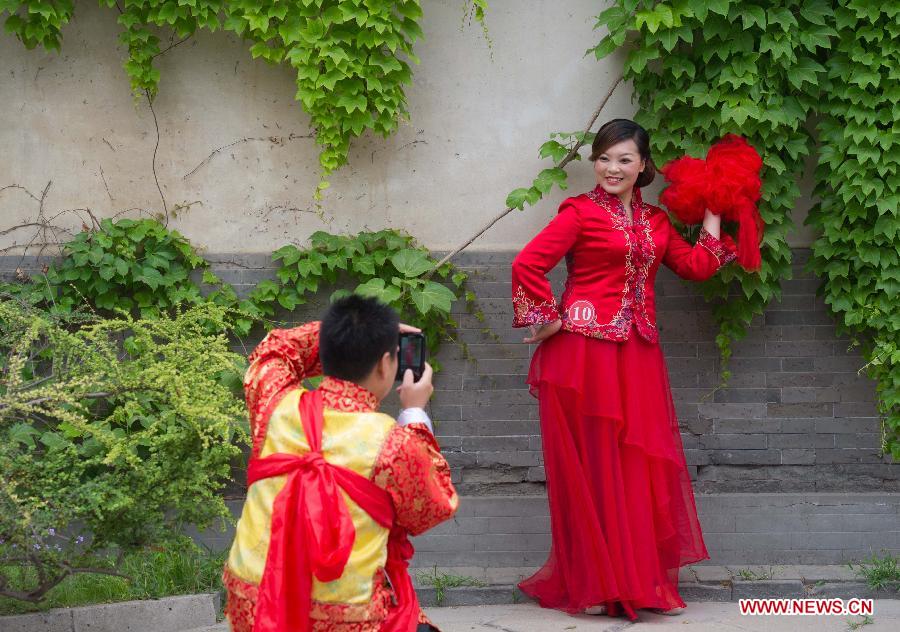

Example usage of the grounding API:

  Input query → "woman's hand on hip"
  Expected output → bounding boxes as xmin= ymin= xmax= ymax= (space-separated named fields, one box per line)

xmin=523 ymin=319 xmax=562 ymax=344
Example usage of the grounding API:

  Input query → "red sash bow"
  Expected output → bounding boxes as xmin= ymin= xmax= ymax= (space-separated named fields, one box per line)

xmin=247 ymin=389 xmax=421 ymax=632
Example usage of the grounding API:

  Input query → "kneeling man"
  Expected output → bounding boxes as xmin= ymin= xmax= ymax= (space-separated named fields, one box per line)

xmin=224 ymin=295 xmax=458 ymax=631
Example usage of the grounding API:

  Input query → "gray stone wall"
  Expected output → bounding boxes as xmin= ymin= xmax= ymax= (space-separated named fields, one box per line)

xmin=2 ymin=249 xmax=895 ymax=495
xmin=433 ymin=250 xmax=894 ymax=495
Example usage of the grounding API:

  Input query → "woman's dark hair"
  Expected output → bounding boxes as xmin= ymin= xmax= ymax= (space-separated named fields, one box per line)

xmin=320 ymin=295 xmax=399 ymax=382
xmin=589 ymin=118 xmax=657 ymax=187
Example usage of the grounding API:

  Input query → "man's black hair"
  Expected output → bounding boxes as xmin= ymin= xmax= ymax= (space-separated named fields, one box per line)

xmin=320 ymin=294 xmax=399 ymax=382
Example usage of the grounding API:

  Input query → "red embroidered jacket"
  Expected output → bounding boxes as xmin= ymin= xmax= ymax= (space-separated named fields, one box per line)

xmin=224 ymin=322 xmax=458 ymax=632
xmin=511 ymin=185 xmax=737 ymax=343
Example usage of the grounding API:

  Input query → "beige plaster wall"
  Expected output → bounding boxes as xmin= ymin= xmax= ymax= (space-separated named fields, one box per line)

xmin=0 ymin=1 xmax=815 ymax=254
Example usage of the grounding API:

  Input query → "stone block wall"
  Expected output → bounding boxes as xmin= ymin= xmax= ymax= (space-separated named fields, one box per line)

xmin=2 ymin=249 xmax=895 ymax=495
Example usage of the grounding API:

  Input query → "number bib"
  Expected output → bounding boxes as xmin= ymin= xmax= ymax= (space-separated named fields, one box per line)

xmin=566 ymin=300 xmax=596 ymax=327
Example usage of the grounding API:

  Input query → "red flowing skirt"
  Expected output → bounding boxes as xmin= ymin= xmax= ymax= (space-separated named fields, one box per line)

xmin=518 ymin=330 xmax=709 ymax=620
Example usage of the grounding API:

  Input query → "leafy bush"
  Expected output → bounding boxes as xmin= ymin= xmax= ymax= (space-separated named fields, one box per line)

xmin=249 ymin=229 xmax=468 ymax=358
xmin=0 ymin=299 xmax=247 ymax=602
xmin=2 ymin=217 xmax=259 ymax=336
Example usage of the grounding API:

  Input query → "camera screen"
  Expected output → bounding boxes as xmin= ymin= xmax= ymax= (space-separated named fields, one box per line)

xmin=397 ymin=333 xmax=425 ymax=381
xmin=400 ymin=335 xmax=423 ymax=367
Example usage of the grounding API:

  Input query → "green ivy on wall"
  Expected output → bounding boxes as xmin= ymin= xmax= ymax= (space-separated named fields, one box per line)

xmin=807 ymin=2 xmax=900 ymax=458
xmin=593 ymin=0 xmax=811 ymax=374
xmin=0 ymin=218 xmax=468 ymax=360
xmin=248 ymin=228 xmax=468 ymax=361
xmin=1 ymin=1 xmax=431 ymax=193
xmin=588 ymin=0 xmax=898 ymax=458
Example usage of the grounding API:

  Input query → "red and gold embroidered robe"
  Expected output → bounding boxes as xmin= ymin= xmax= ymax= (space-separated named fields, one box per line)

xmin=223 ymin=322 xmax=459 ymax=632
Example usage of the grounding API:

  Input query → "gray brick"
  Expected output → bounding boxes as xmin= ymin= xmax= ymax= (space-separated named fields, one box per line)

xmin=780 ymin=418 xmax=817 ymax=432
xmin=833 ymin=434 xmax=882 ymax=449
xmin=444 ymin=419 xmax=539 ymax=435
xmin=766 ymin=341 xmax=835 ymax=357
xmin=475 ymin=451 xmax=542 ymax=467
xmin=461 ymin=436 xmax=530 ymax=451
xmin=699 ymin=434 xmax=768 ymax=450
xmin=714 ymin=418 xmax=781 ymax=433
xmin=781 ymin=449 xmax=816 ymax=465
xmin=460 ymin=343 xmax=533 ymax=359
xmin=437 ymin=389 xmax=535 ymax=407
xmin=468 ymin=497 xmax=550 ymax=517
xmin=815 ymin=449 xmax=887 ymax=464
xmin=463 ymin=375 xmax=531 ymax=390
xmin=474 ymin=534 xmax=551 ymax=551
xmin=713 ymin=388 xmax=781 ymax=404
xmin=767 ymin=372 xmax=835 ymax=388
xmin=708 ymin=450 xmax=781 ymax=465
xmin=660 ymin=342 xmax=699 ymax=357
xmin=814 ymin=417 xmax=878 ymax=433
xmin=834 ymin=402 xmax=880 ymax=417
xmin=526 ymin=466 xmax=546 ymax=482
xmin=698 ymin=403 xmax=767 ymax=419
xmin=460 ymin=468 xmax=526 ymax=484
xmin=768 ymin=434 xmax=835 ymax=449
xmin=765 ymin=311 xmax=838 ymax=326
xmin=473 ymin=359 xmax=532 ymax=374
xmin=459 ymin=404 xmax=538 ymax=422
xmin=768 ymin=403 xmax=833 ymax=418
xmin=781 ymin=279 xmax=821 ymax=294
xmin=430 ymin=405 xmax=462 ymax=421
xmin=781 ymin=387 xmax=840 ymax=403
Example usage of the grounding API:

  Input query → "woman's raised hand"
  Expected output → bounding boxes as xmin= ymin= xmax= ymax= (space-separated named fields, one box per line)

xmin=523 ymin=319 xmax=562 ymax=344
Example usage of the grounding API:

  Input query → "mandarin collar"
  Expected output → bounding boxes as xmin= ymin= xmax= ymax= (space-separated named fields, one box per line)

xmin=590 ymin=184 xmax=643 ymax=208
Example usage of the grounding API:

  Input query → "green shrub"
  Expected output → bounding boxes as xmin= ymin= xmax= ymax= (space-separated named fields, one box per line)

xmin=0 ymin=299 xmax=247 ymax=603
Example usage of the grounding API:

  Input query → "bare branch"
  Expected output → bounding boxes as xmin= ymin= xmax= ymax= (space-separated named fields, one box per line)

xmin=99 ymin=164 xmax=114 ymax=202
xmin=153 ymin=33 xmax=194 ymax=59
xmin=0 ymin=184 xmax=42 ymax=203
xmin=427 ymin=76 xmax=623 ymax=275
xmin=183 ymin=133 xmax=314 ymax=180
xmin=0 ymin=223 xmax=67 ymax=237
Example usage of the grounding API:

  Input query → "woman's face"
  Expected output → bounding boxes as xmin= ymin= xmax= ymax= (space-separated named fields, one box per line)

xmin=593 ymin=139 xmax=646 ymax=197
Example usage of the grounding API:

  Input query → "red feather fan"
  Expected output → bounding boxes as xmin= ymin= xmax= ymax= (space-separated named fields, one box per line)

xmin=659 ymin=135 xmax=764 ymax=271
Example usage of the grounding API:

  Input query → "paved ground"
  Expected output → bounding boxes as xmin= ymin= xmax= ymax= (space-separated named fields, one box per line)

xmin=423 ymin=600 xmax=900 ymax=632
xmin=191 ymin=600 xmax=900 ymax=632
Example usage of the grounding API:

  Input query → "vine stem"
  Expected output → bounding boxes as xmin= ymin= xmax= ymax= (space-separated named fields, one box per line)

xmin=145 ymin=90 xmax=168 ymax=226
xmin=427 ymin=75 xmax=623 ymax=276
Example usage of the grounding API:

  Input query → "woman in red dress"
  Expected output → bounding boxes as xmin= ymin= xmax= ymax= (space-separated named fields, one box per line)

xmin=511 ymin=119 xmax=736 ymax=620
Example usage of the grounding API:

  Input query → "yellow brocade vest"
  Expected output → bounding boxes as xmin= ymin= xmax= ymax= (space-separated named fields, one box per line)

xmin=227 ymin=388 xmax=397 ymax=604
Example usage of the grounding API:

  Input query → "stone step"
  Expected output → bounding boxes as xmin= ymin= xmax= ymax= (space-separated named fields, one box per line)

xmin=412 ymin=564 xmax=897 ymax=607
xmin=408 ymin=492 xmax=900 ymax=568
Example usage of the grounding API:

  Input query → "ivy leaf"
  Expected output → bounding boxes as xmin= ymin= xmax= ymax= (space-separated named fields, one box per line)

xmin=506 ymin=188 xmax=531 ymax=210
xmin=410 ymin=281 xmax=457 ymax=315
xmin=538 ymin=140 xmax=569 ymax=162
xmin=625 ymin=46 xmax=660 ymax=74
xmin=799 ymin=0 xmax=832 ymax=25
xmin=767 ymin=7 xmax=798 ymax=32
xmin=277 ymin=291 xmax=299 ymax=311
xmin=740 ymin=6 xmax=766 ymax=29
xmin=355 ymin=278 xmax=401 ymax=304
xmin=788 ymin=57 xmax=826 ymax=89
xmin=532 ymin=168 xmax=568 ymax=194
xmin=390 ymin=249 xmax=433 ymax=277
xmin=336 ymin=93 xmax=367 ymax=113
